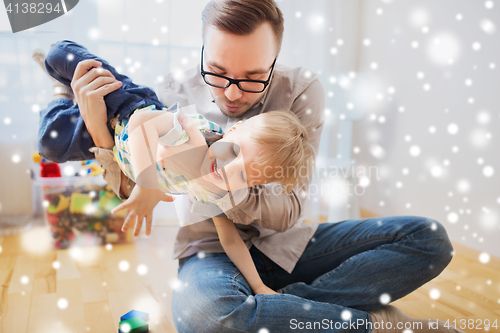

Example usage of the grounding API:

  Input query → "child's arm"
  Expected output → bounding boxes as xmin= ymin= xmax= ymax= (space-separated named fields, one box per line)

xmin=127 ymin=110 xmax=175 ymax=189
xmin=112 ymin=111 xmax=208 ymax=236
xmin=212 ymin=216 xmax=278 ymax=295
xmin=111 ymin=110 xmax=176 ymax=235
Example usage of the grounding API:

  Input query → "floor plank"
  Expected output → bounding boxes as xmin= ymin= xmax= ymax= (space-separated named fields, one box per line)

xmin=32 ymin=251 xmax=57 ymax=295
xmin=1 ymin=292 xmax=32 ymax=333
xmin=83 ymin=300 xmax=116 ymax=333
xmin=56 ymin=279 xmax=85 ymax=332
xmin=80 ymin=266 xmax=107 ymax=303
xmin=8 ymin=254 xmax=36 ymax=294
xmin=56 ymin=250 xmax=81 ymax=281
xmin=26 ymin=293 xmax=57 ymax=333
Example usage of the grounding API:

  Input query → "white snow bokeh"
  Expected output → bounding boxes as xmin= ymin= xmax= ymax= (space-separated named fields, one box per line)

xmin=479 ymin=210 xmax=498 ymax=230
xmin=307 ymin=13 xmax=326 ymax=33
xmin=426 ymin=32 xmax=461 ymax=66
xmin=119 ymin=260 xmax=130 ymax=272
xmin=479 ymin=252 xmax=490 ymax=263
xmin=20 ymin=275 xmax=29 ymax=284
xmin=137 ymin=264 xmax=148 ymax=276
xmin=409 ymin=8 xmax=430 ymax=28
xmin=429 ymin=288 xmax=441 ymax=300
xmin=480 ymin=19 xmax=496 ymax=34
xmin=341 ymin=309 xmax=352 ymax=320
xmin=57 ymin=298 xmax=68 ymax=310
xmin=379 ymin=293 xmax=391 ymax=305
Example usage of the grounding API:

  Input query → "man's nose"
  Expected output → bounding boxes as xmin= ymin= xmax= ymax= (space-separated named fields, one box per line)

xmin=224 ymin=83 xmax=243 ymax=101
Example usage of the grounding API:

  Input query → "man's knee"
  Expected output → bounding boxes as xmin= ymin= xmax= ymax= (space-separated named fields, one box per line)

xmin=413 ymin=216 xmax=454 ymax=274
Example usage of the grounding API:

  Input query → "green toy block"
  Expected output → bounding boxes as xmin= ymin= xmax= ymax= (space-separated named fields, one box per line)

xmin=70 ymin=193 xmax=92 ymax=214
xmin=98 ymin=193 xmax=122 ymax=212
xmin=47 ymin=204 xmax=57 ymax=214
xmin=98 ymin=195 xmax=113 ymax=210
xmin=110 ymin=195 xmax=122 ymax=209
xmin=118 ymin=317 xmax=148 ymax=333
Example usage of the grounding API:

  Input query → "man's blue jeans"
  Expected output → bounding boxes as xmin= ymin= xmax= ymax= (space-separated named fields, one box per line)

xmin=38 ymin=40 xmax=164 ymax=162
xmin=172 ymin=216 xmax=453 ymax=333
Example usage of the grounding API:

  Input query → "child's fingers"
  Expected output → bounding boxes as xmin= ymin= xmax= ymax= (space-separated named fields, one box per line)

xmin=145 ymin=214 xmax=153 ymax=236
xmin=121 ymin=211 xmax=136 ymax=232
xmin=111 ymin=201 xmax=128 ymax=215
xmin=133 ymin=215 xmax=144 ymax=236
xmin=160 ymin=193 xmax=175 ymax=202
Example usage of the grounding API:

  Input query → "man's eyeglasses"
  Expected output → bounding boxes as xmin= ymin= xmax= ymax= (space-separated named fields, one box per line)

xmin=200 ymin=45 xmax=276 ymax=93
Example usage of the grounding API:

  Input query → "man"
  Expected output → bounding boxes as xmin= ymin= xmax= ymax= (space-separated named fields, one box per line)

xmin=71 ymin=1 xmax=463 ymax=332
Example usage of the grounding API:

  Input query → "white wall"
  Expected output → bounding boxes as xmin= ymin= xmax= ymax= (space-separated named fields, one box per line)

xmin=352 ymin=0 xmax=500 ymax=257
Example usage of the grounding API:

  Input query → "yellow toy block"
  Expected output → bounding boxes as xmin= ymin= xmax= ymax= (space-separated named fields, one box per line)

xmin=32 ymin=152 xmax=42 ymax=163
xmin=47 ymin=194 xmax=70 ymax=214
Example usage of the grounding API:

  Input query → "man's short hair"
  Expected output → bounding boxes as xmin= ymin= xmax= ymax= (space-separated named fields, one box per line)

xmin=202 ymin=0 xmax=285 ymax=54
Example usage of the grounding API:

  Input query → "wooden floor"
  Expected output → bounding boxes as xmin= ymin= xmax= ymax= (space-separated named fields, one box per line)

xmin=0 ymin=211 xmax=499 ymax=333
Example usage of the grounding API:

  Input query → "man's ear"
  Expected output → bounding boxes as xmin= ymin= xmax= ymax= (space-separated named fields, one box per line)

xmin=226 ymin=121 xmax=243 ymax=134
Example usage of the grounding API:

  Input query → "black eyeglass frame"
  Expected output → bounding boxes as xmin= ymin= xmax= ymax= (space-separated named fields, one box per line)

xmin=200 ymin=45 xmax=277 ymax=93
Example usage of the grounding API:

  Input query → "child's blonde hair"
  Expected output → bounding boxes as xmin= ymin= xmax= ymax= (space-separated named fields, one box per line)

xmin=246 ymin=110 xmax=315 ymax=193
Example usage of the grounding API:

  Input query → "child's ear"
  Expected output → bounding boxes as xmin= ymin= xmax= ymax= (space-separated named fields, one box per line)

xmin=227 ymin=121 xmax=243 ymax=134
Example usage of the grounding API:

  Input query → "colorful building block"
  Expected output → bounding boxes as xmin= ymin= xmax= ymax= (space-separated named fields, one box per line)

xmin=69 ymin=192 xmax=91 ymax=214
xmin=118 ymin=317 xmax=148 ymax=333
xmin=118 ymin=310 xmax=149 ymax=333
xmin=120 ymin=310 xmax=149 ymax=322
xmin=46 ymin=194 xmax=70 ymax=214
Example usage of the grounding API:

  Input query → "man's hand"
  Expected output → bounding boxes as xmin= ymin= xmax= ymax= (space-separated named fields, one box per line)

xmin=111 ymin=185 xmax=175 ymax=236
xmin=71 ymin=59 xmax=122 ymax=148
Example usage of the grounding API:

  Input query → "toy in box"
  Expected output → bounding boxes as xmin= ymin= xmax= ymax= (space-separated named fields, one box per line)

xmin=37 ymin=175 xmax=133 ymax=249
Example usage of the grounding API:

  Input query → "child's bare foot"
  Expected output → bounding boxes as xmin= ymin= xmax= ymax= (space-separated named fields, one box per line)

xmin=32 ymin=48 xmax=74 ymax=101
xmin=368 ymin=305 xmax=466 ymax=333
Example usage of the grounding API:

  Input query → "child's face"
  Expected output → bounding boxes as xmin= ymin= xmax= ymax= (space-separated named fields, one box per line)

xmin=200 ymin=121 xmax=267 ymax=191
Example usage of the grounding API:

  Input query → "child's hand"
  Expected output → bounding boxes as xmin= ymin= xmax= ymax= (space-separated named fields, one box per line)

xmin=111 ymin=186 xmax=174 ymax=236
xmin=253 ymin=284 xmax=279 ymax=295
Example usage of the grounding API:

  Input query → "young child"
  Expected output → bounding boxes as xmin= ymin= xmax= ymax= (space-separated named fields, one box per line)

xmin=111 ymin=105 xmax=314 ymax=296
xmin=33 ymin=40 xmax=315 ymax=295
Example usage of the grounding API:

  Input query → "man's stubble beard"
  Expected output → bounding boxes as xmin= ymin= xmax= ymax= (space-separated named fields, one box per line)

xmin=214 ymin=97 xmax=253 ymax=118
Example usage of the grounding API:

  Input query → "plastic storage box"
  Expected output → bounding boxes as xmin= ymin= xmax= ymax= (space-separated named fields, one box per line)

xmin=36 ymin=175 xmax=133 ymax=249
